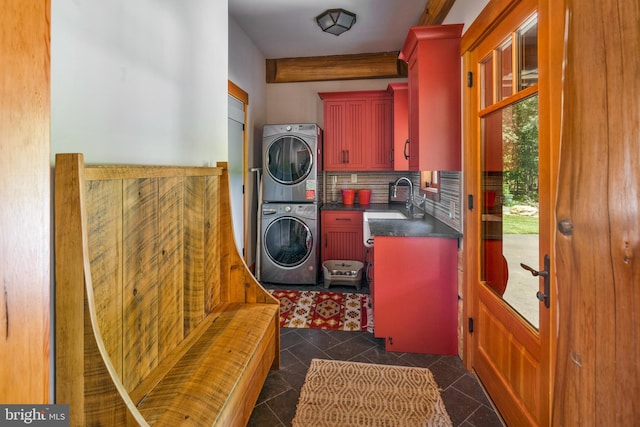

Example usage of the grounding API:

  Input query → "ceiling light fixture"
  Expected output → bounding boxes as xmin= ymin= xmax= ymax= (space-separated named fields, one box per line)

xmin=316 ymin=9 xmax=356 ymax=36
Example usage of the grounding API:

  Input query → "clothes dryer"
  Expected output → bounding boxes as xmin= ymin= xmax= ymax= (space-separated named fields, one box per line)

xmin=260 ymin=203 xmax=319 ymax=284
xmin=262 ymin=123 xmax=322 ymax=203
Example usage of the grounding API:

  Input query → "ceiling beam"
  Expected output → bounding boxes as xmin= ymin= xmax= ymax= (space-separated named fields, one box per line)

xmin=419 ymin=0 xmax=456 ymax=26
xmin=266 ymin=52 xmax=407 ymax=84
xmin=264 ymin=0 xmax=455 ymax=83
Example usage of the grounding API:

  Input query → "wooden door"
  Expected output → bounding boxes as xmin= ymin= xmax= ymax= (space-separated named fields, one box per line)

xmin=0 ymin=0 xmax=51 ymax=403
xmin=462 ymin=0 xmax=560 ymax=425
xmin=553 ymin=0 xmax=640 ymax=424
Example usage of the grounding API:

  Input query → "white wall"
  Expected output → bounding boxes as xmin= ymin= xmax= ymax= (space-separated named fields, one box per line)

xmin=51 ymin=0 xmax=229 ymax=166
xmin=443 ymin=0 xmax=490 ymax=32
xmin=228 ymin=16 xmax=268 ymax=267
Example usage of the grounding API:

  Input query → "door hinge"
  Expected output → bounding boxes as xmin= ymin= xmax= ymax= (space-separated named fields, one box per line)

xmin=467 ymin=194 xmax=474 ymax=211
xmin=467 ymin=71 xmax=473 ymax=88
xmin=468 ymin=317 xmax=474 ymax=333
xmin=242 ymin=184 xmax=245 ymax=194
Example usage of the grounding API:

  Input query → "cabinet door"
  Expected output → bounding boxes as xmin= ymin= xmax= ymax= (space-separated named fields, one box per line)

xmin=321 ymin=210 xmax=364 ymax=263
xmin=407 ymin=58 xmax=421 ymax=171
xmin=388 ymin=83 xmax=409 ymax=171
xmin=323 ymin=99 xmax=367 ymax=170
xmin=402 ymin=25 xmax=462 ymax=171
xmin=368 ymin=95 xmax=393 ymax=171
xmin=373 ymin=236 xmax=457 ymax=354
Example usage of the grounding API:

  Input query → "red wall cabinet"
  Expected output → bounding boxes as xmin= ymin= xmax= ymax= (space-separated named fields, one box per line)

xmin=321 ymin=210 xmax=365 ymax=264
xmin=319 ymin=91 xmax=393 ymax=171
xmin=387 ymin=82 xmax=410 ymax=171
xmin=373 ymin=236 xmax=458 ymax=354
xmin=399 ymin=24 xmax=463 ymax=171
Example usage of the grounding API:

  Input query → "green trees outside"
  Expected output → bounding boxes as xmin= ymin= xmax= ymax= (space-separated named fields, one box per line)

xmin=503 ymin=95 xmax=539 ymax=205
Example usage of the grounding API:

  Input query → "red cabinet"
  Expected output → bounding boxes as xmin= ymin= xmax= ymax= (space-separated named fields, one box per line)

xmin=373 ymin=236 xmax=458 ymax=354
xmin=319 ymin=91 xmax=393 ymax=171
xmin=321 ymin=210 xmax=365 ymax=264
xmin=399 ymin=24 xmax=463 ymax=171
xmin=387 ymin=82 xmax=409 ymax=171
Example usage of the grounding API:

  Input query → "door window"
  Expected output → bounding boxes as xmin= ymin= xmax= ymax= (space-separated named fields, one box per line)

xmin=480 ymin=14 xmax=540 ymax=329
xmin=266 ymin=136 xmax=312 ymax=184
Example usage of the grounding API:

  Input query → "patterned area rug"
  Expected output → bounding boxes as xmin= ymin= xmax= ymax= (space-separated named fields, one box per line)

xmin=292 ymin=359 xmax=453 ymax=427
xmin=269 ymin=290 xmax=370 ymax=331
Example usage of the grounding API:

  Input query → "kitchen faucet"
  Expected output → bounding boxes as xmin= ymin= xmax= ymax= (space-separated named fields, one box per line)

xmin=393 ymin=176 xmax=414 ymax=217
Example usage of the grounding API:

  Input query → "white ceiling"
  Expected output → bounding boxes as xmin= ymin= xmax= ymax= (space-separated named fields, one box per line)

xmin=228 ymin=0 xmax=427 ymax=58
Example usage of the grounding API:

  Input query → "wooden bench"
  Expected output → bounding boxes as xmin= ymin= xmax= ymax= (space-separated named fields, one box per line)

xmin=54 ymin=153 xmax=280 ymax=426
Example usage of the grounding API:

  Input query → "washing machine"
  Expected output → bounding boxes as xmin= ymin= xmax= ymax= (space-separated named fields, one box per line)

xmin=262 ymin=123 xmax=322 ymax=203
xmin=260 ymin=203 xmax=319 ymax=284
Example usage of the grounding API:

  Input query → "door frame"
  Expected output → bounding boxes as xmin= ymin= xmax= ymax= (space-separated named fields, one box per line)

xmin=228 ymin=80 xmax=249 ymax=262
xmin=461 ymin=0 xmax=563 ymax=425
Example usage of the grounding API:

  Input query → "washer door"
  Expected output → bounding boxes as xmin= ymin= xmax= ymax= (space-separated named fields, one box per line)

xmin=264 ymin=216 xmax=313 ymax=267
xmin=266 ymin=136 xmax=312 ymax=185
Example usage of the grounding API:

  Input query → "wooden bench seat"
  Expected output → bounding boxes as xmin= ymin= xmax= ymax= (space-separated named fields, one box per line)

xmin=133 ymin=304 xmax=277 ymax=426
xmin=54 ymin=154 xmax=280 ymax=426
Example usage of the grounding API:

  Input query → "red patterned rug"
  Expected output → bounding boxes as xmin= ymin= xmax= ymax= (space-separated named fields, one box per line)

xmin=269 ymin=290 xmax=370 ymax=332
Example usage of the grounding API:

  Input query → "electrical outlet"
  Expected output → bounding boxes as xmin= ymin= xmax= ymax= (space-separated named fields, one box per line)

xmin=351 ymin=174 xmax=358 ymax=184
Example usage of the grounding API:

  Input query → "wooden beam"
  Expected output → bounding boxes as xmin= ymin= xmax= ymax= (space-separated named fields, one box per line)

xmin=266 ymin=51 xmax=407 ymax=83
xmin=264 ymin=1 xmax=455 ymax=83
xmin=419 ymin=0 xmax=456 ymax=26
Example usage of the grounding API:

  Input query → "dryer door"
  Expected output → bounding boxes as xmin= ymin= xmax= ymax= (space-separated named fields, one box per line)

xmin=263 ymin=216 xmax=313 ymax=267
xmin=265 ymin=136 xmax=313 ymax=185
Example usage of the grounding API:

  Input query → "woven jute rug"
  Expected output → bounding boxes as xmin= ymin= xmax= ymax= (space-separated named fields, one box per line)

xmin=292 ymin=359 xmax=453 ymax=427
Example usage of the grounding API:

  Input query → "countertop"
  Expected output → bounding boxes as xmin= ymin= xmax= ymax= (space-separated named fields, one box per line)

xmin=321 ymin=203 xmax=462 ymax=239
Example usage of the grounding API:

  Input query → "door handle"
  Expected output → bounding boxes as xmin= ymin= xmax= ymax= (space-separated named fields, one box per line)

xmin=403 ymin=139 xmax=410 ymax=160
xmin=520 ymin=254 xmax=550 ymax=308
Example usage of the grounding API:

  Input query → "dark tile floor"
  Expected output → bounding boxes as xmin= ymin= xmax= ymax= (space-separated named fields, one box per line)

xmin=249 ymin=283 xmax=505 ymax=427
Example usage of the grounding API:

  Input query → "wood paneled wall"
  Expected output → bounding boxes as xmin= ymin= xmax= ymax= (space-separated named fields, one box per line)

xmin=0 ymin=0 xmax=51 ymax=403
xmin=553 ymin=0 xmax=640 ymax=425
xmin=82 ymin=169 xmax=225 ymax=393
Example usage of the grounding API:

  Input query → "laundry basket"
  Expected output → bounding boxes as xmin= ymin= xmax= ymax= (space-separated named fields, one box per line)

xmin=322 ymin=260 xmax=363 ymax=290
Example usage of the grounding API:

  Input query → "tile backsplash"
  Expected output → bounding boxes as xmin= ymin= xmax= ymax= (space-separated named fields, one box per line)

xmin=322 ymin=171 xmax=462 ymax=233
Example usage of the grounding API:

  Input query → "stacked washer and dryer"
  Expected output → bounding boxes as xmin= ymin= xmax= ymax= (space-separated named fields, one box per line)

xmin=260 ymin=124 xmax=322 ymax=285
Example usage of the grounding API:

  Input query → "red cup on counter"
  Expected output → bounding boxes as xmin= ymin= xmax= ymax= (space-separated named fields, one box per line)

xmin=341 ymin=189 xmax=355 ymax=205
xmin=357 ymin=189 xmax=372 ymax=205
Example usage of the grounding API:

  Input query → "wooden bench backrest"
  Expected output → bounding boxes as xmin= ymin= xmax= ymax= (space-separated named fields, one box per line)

xmin=55 ymin=153 xmax=276 ymax=425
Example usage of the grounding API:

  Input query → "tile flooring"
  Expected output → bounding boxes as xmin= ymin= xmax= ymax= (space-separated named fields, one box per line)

xmin=249 ymin=284 xmax=505 ymax=427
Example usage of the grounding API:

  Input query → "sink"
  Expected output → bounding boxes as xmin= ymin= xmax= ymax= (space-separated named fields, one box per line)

xmin=363 ymin=211 xmax=407 ymax=220
xmin=363 ymin=211 xmax=407 ymax=247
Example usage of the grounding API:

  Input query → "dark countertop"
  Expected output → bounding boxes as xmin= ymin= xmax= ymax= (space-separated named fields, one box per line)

xmin=322 ymin=203 xmax=462 ymax=239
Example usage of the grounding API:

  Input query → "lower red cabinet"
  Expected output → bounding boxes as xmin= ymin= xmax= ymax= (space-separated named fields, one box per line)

xmin=373 ymin=236 xmax=458 ymax=354
xmin=321 ymin=210 xmax=365 ymax=264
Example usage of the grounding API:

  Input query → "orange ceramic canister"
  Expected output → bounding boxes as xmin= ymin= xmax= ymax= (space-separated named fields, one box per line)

xmin=341 ymin=189 xmax=355 ymax=204
xmin=357 ymin=189 xmax=372 ymax=205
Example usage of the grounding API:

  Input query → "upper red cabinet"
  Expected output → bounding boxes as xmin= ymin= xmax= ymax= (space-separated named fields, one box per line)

xmin=399 ymin=24 xmax=463 ymax=171
xmin=319 ymin=91 xmax=393 ymax=171
xmin=387 ymin=82 xmax=409 ymax=171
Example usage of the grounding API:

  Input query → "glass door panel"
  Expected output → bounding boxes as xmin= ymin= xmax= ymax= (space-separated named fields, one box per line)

xmin=519 ymin=16 xmax=538 ymax=90
xmin=499 ymin=38 xmax=513 ymax=100
xmin=481 ymin=94 xmax=539 ymax=328
xmin=481 ymin=54 xmax=494 ymax=109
